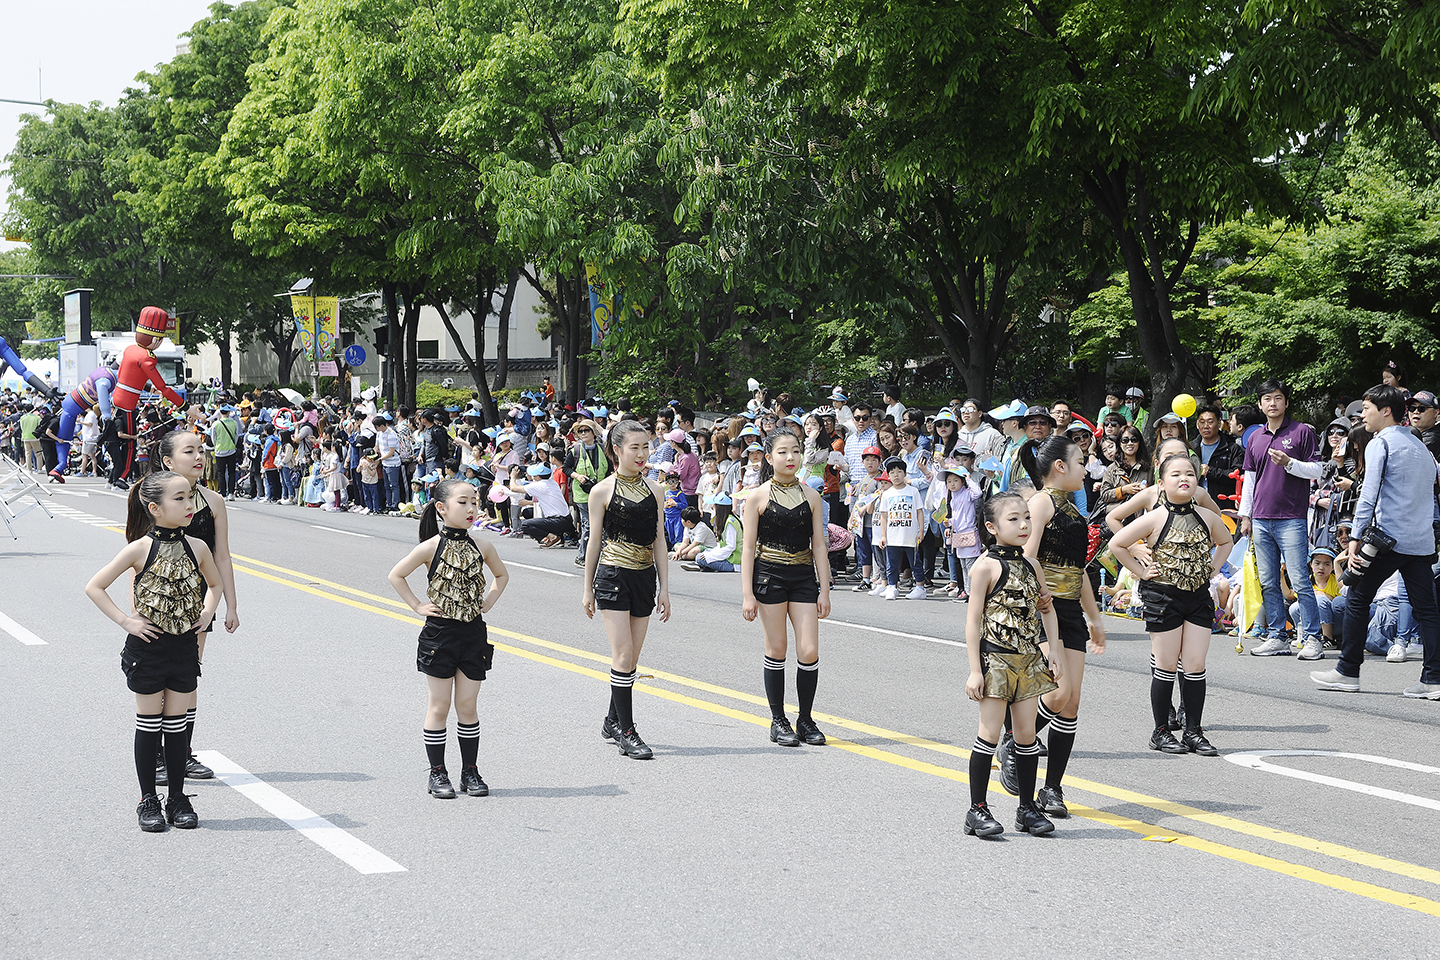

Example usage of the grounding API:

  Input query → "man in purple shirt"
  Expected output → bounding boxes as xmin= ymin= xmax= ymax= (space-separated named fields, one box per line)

xmin=1239 ymin=379 xmax=1324 ymax=659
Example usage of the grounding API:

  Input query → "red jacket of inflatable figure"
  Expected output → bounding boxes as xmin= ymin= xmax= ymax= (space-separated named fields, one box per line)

xmin=114 ymin=307 xmax=185 ymax=412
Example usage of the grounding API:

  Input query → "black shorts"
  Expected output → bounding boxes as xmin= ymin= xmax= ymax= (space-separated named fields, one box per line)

xmin=121 ymin=632 xmax=200 ymax=695
xmin=1052 ymin=597 xmax=1089 ymax=652
xmin=593 ymin=564 xmax=657 ymax=618
xmin=1139 ymin=582 xmax=1214 ymax=633
xmin=753 ymin=559 xmax=820 ymax=605
xmin=417 ymin=617 xmax=494 ymax=680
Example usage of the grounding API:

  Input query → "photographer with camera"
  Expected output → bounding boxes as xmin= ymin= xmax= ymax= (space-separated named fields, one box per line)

xmin=1311 ymin=385 xmax=1440 ymax=699
xmin=565 ymin=418 xmax=611 ymax=567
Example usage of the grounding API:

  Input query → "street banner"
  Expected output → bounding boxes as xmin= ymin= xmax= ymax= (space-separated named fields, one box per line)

xmin=586 ymin=263 xmax=616 ymax=348
xmin=290 ymin=295 xmax=317 ymax=362
xmin=290 ymin=295 xmax=339 ymax=361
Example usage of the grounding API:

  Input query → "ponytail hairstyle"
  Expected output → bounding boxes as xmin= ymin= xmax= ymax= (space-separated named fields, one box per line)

xmin=1018 ymin=436 xmax=1078 ymax=490
xmin=759 ymin=426 xmax=802 ymax=484
xmin=126 ymin=470 xmax=183 ymax=542
xmin=419 ymin=477 xmax=472 ymax=541
xmin=979 ymin=491 xmax=1027 ymax=547
xmin=605 ymin=419 xmax=650 ymax=472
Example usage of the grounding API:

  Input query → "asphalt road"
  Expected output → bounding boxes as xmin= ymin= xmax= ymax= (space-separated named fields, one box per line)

xmin=2 ymin=474 xmax=1438 ymax=959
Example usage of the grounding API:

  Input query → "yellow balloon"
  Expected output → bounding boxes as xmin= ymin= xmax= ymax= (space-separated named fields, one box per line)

xmin=1172 ymin=393 xmax=1197 ymax=419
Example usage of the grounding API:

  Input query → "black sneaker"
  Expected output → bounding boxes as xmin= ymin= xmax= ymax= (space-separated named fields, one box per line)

xmin=770 ymin=717 xmax=800 ymax=747
xmin=460 ymin=767 xmax=489 ymax=796
xmin=1166 ymin=704 xmax=1181 ymax=731
xmin=851 ymin=579 xmax=871 ymax=592
xmin=1036 ymin=784 xmax=1069 ymax=818
xmin=616 ymin=726 xmax=654 ymax=760
xmin=1149 ymin=726 xmax=1188 ymax=755
xmin=964 ymin=802 xmax=1004 ymax=838
xmin=186 ymin=754 xmax=214 ymax=780
xmin=137 ymin=794 xmax=167 ymax=833
xmin=996 ymin=732 xmax=1019 ymax=796
xmin=1181 ymin=728 xmax=1219 ymax=757
xmin=428 ymin=766 xmax=457 ymax=799
xmin=601 ymin=715 xmax=621 ymax=743
xmin=165 ymin=794 xmax=199 ymax=829
xmin=1014 ymin=800 xmax=1056 ymax=836
xmin=796 ymin=716 xmax=827 ymax=746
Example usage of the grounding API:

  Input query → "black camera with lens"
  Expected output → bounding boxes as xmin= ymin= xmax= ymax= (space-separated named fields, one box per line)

xmin=1341 ymin=524 xmax=1397 ymax=587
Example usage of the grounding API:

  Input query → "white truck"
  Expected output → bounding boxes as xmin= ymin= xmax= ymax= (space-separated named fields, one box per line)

xmin=92 ymin=332 xmax=187 ymax=402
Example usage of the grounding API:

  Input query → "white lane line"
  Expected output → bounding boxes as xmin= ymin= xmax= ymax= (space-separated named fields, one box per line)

xmin=502 ymin=560 xmax=578 ymax=578
xmin=0 ymin=610 xmax=46 ymax=645
xmin=1225 ymin=750 xmax=1440 ymax=812
xmin=309 ymin=524 xmax=373 ymax=539
xmin=196 ymin=750 xmax=406 ymax=874
xmin=826 ymin=617 xmax=964 ymax=648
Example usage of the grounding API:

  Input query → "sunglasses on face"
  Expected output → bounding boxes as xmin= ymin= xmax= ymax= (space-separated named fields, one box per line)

xmin=1121 ymin=438 xmax=1141 ymax=445
xmin=1409 ymin=404 xmax=1429 ymax=413
xmin=854 ymin=415 xmax=870 ymax=422
xmin=1328 ymin=430 xmax=1346 ymax=438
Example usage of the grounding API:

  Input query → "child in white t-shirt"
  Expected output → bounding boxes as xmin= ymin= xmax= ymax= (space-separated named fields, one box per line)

xmin=671 ymin=506 xmax=719 ymax=560
xmin=875 ymin=457 xmax=927 ymax=600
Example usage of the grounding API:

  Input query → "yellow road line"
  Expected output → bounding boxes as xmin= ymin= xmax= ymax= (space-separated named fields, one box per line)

xmin=230 ymin=556 xmax=1440 ymax=915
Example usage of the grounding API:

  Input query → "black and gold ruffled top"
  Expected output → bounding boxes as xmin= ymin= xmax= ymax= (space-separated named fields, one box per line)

xmin=1149 ymin=501 xmax=1213 ymax=592
xmin=757 ymin=480 xmax=814 ymax=565
xmin=1037 ymin=488 xmax=1087 ymax=601
xmin=134 ymin=526 xmax=205 ymax=636
xmin=980 ymin=545 xmax=1043 ymax=655
xmin=600 ymin=474 xmax=658 ymax=570
xmin=427 ymin=525 xmax=486 ymax=622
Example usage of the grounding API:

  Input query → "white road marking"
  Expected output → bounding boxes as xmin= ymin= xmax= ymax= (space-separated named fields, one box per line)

xmin=309 ymin=524 xmax=373 ymax=539
xmin=51 ymin=489 xmax=90 ymax=497
xmin=826 ymin=618 xmax=964 ymax=647
xmin=1225 ymin=750 xmax=1440 ymax=812
xmin=502 ymin=560 xmax=578 ymax=578
xmin=47 ymin=504 xmax=120 ymax=526
xmin=0 ymin=610 xmax=46 ymax=645
xmin=196 ymin=750 xmax=406 ymax=874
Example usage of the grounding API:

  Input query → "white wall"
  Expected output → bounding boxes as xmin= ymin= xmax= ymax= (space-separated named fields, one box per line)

xmin=415 ymin=278 xmax=552 ymax=361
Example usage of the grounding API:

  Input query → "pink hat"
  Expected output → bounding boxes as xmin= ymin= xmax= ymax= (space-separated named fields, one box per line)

xmin=665 ymin=428 xmax=686 ymax=443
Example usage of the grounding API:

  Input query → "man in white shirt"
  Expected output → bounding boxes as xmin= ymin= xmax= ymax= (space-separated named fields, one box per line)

xmin=374 ymin=412 xmax=403 ymax=511
xmin=78 ymin=408 xmax=101 ymax=476
xmin=956 ymin=399 xmax=1004 ymax=461
xmin=515 ymin=463 xmax=576 ymax=545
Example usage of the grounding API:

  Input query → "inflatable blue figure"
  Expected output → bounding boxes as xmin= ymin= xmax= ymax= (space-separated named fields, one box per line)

xmin=0 ymin=335 xmax=60 ymax=400
xmin=50 ymin=364 xmax=117 ymax=482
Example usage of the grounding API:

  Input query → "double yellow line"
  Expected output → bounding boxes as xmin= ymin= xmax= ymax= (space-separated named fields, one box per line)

xmin=231 ymin=552 xmax=1440 ymax=917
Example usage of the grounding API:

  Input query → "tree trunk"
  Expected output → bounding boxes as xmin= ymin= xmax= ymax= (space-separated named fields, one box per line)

xmin=382 ymin=282 xmax=399 ymax=403
xmin=217 ymin=318 xmax=233 ymax=388
xmin=1081 ymin=163 xmax=1198 ymax=443
xmin=401 ymin=285 xmax=422 ymax=410
xmin=493 ymin=272 xmax=515 ymax=389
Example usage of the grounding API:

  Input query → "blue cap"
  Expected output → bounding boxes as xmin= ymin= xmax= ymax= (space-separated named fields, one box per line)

xmin=977 ymin=456 xmax=1003 ymax=472
xmin=712 ymin=494 xmax=733 ymax=506
xmin=527 ymin=463 xmax=551 ymax=478
xmin=791 ymin=406 xmax=805 ymax=417
xmin=784 ymin=414 xmax=804 ymax=425
xmin=988 ymin=399 xmax=1028 ymax=421
xmin=830 ymin=390 xmax=848 ymax=402
xmin=883 ymin=456 xmax=906 ymax=472
xmin=746 ymin=443 xmax=763 ymax=453
xmin=932 ymin=409 xmax=958 ymax=423
xmin=483 ymin=427 xmax=499 ymax=438
xmin=444 ymin=405 xmax=460 ymax=413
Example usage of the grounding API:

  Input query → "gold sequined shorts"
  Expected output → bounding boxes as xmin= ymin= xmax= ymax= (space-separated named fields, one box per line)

xmin=981 ymin=650 xmax=1057 ymax=703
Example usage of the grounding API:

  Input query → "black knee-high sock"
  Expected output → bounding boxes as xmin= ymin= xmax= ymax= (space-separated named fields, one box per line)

xmin=424 ymin=727 xmax=447 ymax=769
xmin=1180 ymin=670 xmax=1207 ymax=731
xmin=1002 ymin=705 xmax=1012 ymax=736
xmin=1151 ymin=653 xmax=1178 ymax=708
xmin=969 ymin=737 xmax=996 ymax=806
xmin=134 ymin=713 xmax=162 ymax=796
xmin=1045 ymin=715 xmax=1078 ymax=788
xmin=185 ymin=706 xmax=196 ymax=754
xmin=611 ymin=669 xmax=636 ymax=731
xmin=457 ymin=721 xmax=479 ymax=768
xmin=796 ymin=658 xmax=819 ymax=721
xmin=162 ymin=715 xmax=188 ymax=801
xmin=1014 ymin=739 xmax=1041 ymax=803
xmin=1036 ymin=699 xmax=1059 ymax=735
xmin=1151 ymin=665 xmax=1177 ymax=730
xmin=763 ymin=656 xmax=786 ymax=720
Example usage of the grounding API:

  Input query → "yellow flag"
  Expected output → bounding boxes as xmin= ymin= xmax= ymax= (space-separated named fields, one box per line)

xmin=1239 ymin=546 xmax=1265 ymax=637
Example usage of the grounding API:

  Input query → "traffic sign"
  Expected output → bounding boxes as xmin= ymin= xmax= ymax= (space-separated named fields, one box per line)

xmin=343 ymin=344 xmax=367 ymax=366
